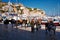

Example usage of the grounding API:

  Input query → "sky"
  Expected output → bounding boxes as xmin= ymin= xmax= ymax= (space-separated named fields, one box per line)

xmin=2 ymin=0 xmax=60 ymax=16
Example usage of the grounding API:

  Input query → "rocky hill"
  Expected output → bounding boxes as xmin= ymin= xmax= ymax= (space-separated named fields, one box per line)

xmin=0 ymin=2 xmax=7 ymax=8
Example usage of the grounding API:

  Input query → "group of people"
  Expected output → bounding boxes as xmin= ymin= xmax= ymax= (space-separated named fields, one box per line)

xmin=30 ymin=19 xmax=41 ymax=32
xmin=3 ymin=18 xmax=56 ymax=34
xmin=45 ymin=20 xmax=56 ymax=34
xmin=30 ymin=19 xmax=56 ymax=36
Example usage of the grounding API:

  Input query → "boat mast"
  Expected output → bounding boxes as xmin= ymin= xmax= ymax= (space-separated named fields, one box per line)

xmin=58 ymin=2 xmax=59 ymax=17
xmin=54 ymin=8 xmax=55 ymax=16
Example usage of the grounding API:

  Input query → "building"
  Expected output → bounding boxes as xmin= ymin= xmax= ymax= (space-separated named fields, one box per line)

xmin=1 ymin=2 xmax=46 ymax=19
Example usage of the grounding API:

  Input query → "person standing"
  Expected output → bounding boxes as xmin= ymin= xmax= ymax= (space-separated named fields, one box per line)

xmin=30 ymin=19 xmax=35 ymax=33
xmin=36 ymin=19 xmax=41 ymax=31
xmin=45 ymin=20 xmax=56 ymax=34
xmin=4 ymin=19 xmax=9 ymax=30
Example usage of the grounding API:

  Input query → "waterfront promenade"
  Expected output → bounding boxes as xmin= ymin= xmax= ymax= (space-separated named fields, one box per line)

xmin=0 ymin=24 xmax=60 ymax=40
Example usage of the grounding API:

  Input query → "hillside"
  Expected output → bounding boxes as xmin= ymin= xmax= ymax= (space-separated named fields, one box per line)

xmin=0 ymin=2 xmax=7 ymax=8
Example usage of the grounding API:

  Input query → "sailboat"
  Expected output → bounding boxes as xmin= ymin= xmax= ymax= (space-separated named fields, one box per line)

xmin=53 ymin=3 xmax=60 ymax=26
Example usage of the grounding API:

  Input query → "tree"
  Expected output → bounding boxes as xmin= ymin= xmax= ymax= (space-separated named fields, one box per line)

xmin=27 ymin=7 xmax=32 ymax=11
xmin=16 ymin=6 xmax=20 ymax=10
xmin=34 ymin=8 xmax=37 ymax=10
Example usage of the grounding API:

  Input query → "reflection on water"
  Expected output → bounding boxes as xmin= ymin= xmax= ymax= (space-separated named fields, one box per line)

xmin=0 ymin=24 xmax=60 ymax=40
xmin=0 ymin=24 xmax=8 ymax=40
xmin=45 ymin=34 xmax=56 ymax=40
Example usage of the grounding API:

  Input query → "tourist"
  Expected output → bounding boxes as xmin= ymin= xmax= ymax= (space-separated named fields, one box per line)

xmin=36 ymin=19 xmax=41 ymax=31
xmin=30 ymin=19 xmax=35 ymax=33
xmin=4 ymin=19 xmax=9 ymax=33
xmin=11 ymin=19 xmax=16 ymax=30
xmin=45 ymin=20 xmax=56 ymax=34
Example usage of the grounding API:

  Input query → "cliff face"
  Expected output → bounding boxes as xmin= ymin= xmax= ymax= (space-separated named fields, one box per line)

xmin=0 ymin=2 xmax=46 ymax=17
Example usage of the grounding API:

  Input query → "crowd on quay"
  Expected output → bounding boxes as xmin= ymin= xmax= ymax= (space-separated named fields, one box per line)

xmin=0 ymin=17 xmax=57 ymax=35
